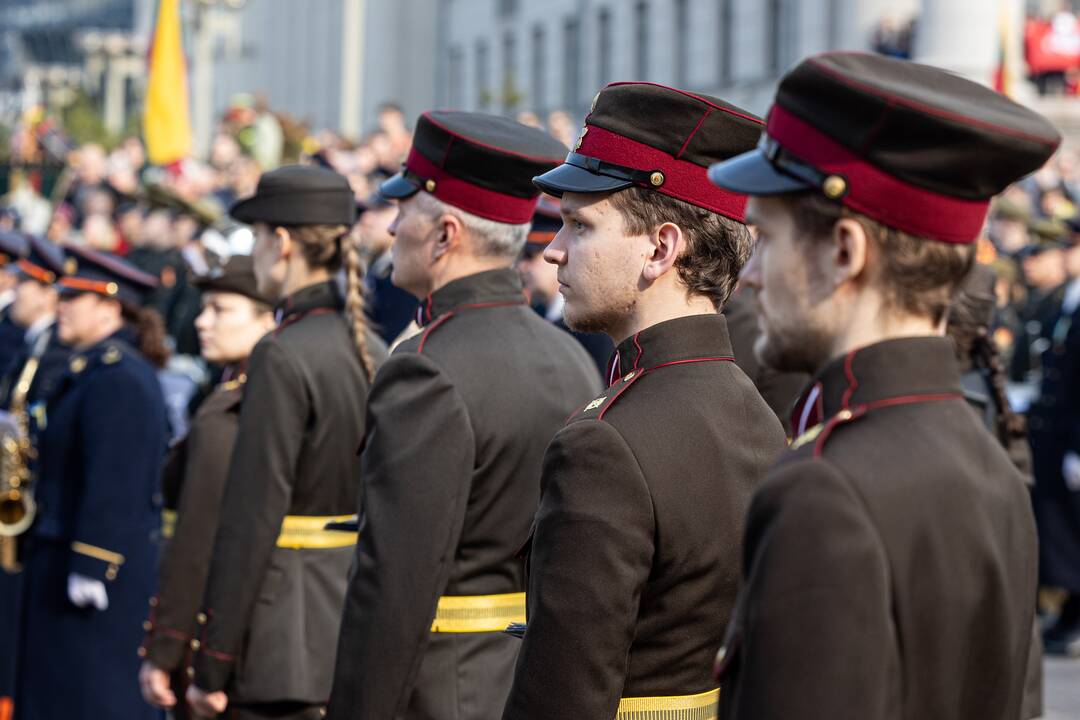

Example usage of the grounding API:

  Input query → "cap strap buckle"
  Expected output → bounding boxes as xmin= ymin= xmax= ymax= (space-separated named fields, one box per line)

xmin=565 ymin=152 xmax=664 ymax=190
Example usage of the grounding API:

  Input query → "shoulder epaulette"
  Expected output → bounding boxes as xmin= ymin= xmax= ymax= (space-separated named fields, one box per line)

xmin=567 ymin=370 xmax=646 ymax=424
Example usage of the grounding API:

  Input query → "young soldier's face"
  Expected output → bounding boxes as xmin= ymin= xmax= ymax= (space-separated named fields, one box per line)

xmin=195 ymin=291 xmax=275 ymax=364
xmin=741 ymin=196 xmax=837 ymax=374
xmin=544 ymin=191 xmax=650 ymax=339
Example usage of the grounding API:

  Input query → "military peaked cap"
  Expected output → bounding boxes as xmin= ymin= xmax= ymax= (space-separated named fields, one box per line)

xmin=534 ymin=82 xmax=763 ymax=223
xmin=17 ymin=235 xmax=66 ymax=284
xmin=0 ymin=230 xmax=28 ymax=266
xmin=58 ymin=244 xmax=159 ymax=306
xmin=526 ymin=196 xmax=562 ymax=248
xmin=708 ymin=52 xmax=1062 ymax=244
xmin=193 ymin=254 xmax=273 ymax=306
xmin=380 ymin=111 xmax=567 ymax=224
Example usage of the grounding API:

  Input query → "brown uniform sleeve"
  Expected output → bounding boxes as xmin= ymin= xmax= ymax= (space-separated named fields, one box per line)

xmin=144 ymin=395 xmax=237 ymax=671
xmin=327 ymin=352 xmax=475 ymax=720
xmin=719 ymin=459 xmax=892 ymax=720
xmin=503 ymin=420 xmax=655 ymax=720
xmin=193 ymin=339 xmax=309 ymax=692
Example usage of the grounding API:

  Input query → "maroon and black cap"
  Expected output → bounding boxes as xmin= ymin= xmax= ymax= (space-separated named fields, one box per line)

xmin=534 ymin=82 xmax=764 ymax=223
xmin=708 ymin=52 xmax=1062 ymax=244
xmin=230 ymin=165 xmax=356 ymax=227
xmin=380 ymin=111 xmax=568 ymax=225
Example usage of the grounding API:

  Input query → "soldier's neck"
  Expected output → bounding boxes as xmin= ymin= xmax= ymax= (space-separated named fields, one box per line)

xmin=609 ymin=291 xmax=717 ymax=345
xmin=281 ymin=266 xmax=333 ymax=298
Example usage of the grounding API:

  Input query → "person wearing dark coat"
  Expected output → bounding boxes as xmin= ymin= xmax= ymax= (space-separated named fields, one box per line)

xmin=184 ymin=167 xmax=388 ymax=720
xmin=708 ymin=52 xmax=1059 ymax=720
xmin=14 ymin=245 xmax=168 ymax=720
xmin=1029 ymin=239 xmax=1080 ymax=656
xmin=357 ymin=191 xmax=419 ymax=344
xmin=138 ymin=256 xmax=276 ymax=719
xmin=502 ymin=82 xmax=787 ymax=720
xmin=326 ymin=112 xmax=601 ymax=720
xmin=0 ymin=234 xmax=69 ymax=716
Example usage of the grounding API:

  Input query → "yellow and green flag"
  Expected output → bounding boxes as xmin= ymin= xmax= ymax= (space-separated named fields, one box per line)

xmin=143 ymin=0 xmax=192 ymax=165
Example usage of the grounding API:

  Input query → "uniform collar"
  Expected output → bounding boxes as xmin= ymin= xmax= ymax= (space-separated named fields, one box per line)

xmin=790 ymin=336 xmax=963 ymax=437
xmin=275 ymin=280 xmax=342 ymax=324
xmin=417 ymin=268 xmax=526 ymax=326
xmin=610 ymin=314 xmax=735 ymax=383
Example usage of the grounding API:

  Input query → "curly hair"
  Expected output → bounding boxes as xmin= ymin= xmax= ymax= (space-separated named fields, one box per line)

xmin=607 ymin=187 xmax=753 ymax=310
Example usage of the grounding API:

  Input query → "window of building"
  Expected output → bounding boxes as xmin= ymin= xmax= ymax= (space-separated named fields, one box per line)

xmin=532 ymin=24 xmax=546 ymax=115
xmin=448 ymin=45 xmax=464 ymax=108
xmin=503 ymin=30 xmax=519 ymax=113
xmin=476 ymin=39 xmax=491 ymax=110
xmin=634 ymin=1 xmax=649 ymax=79
xmin=598 ymin=7 xmax=612 ymax=87
xmin=718 ymin=0 xmax=732 ymax=85
xmin=674 ymin=0 xmax=689 ymax=86
xmin=498 ymin=0 xmax=519 ymax=20
xmin=563 ymin=17 xmax=580 ymax=111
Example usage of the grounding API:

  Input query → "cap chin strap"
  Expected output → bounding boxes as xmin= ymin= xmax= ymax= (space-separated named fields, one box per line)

xmin=563 ymin=152 xmax=660 ymax=188
xmin=758 ymin=136 xmax=835 ymax=194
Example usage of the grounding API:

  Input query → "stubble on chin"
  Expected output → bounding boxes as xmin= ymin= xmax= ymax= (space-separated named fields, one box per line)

xmin=563 ymin=293 xmax=636 ymax=337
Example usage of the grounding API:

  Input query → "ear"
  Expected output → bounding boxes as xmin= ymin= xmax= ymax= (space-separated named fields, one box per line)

xmin=431 ymin=212 xmax=465 ymax=261
xmin=274 ymin=226 xmax=293 ymax=260
xmin=641 ymin=221 xmax=683 ymax=283
xmin=829 ymin=217 xmax=870 ymax=286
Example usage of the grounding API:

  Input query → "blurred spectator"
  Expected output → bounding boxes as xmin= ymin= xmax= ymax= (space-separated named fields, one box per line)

xmin=356 ymin=193 xmax=417 ymax=344
xmin=872 ymin=12 xmax=915 ymax=59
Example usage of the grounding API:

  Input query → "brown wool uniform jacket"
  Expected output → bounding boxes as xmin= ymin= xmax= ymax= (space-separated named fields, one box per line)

xmin=717 ymin=337 xmax=1039 ymax=720
xmin=327 ymin=268 xmax=602 ymax=720
xmin=503 ymin=314 xmax=787 ymax=719
xmin=143 ymin=377 xmax=244 ymax=683
xmin=191 ymin=281 xmax=388 ymax=704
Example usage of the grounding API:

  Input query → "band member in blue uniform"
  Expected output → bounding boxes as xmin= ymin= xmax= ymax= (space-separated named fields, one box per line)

xmin=14 ymin=245 xmax=168 ymax=720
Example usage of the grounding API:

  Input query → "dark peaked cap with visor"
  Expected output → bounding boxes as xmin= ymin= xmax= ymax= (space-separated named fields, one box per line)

xmin=380 ymin=111 xmax=568 ymax=225
xmin=533 ymin=82 xmax=764 ymax=223
xmin=708 ymin=52 xmax=1061 ymax=244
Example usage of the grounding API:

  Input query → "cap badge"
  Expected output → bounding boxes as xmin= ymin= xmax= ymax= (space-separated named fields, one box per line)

xmin=424 ymin=179 xmax=437 ymax=193
xmin=574 ymin=126 xmax=589 ymax=151
xmin=822 ymin=175 xmax=847 ymax=200
xmin=649 ymin=171 xmax=666 ymax=187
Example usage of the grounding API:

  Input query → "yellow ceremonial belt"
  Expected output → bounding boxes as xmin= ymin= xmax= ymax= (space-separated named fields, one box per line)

xmin=430 ymin=592 xmax=526 ymax=633
xmin=276 ymin=515 xmax=359 ymax=549
xmin=161 ymin=509 xmax=177 ymax=539
xmin=616 ymin=688 xmax=719 ymax=720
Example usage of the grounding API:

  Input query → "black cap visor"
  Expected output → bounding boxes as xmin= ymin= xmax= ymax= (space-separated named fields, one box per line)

xmin=708 ymin=148 xmax=815 ymax=196
xmin=379 ymin=172 xmax=422 ymax=200
xmin=533 ymin=153 xmax=645 ymax=197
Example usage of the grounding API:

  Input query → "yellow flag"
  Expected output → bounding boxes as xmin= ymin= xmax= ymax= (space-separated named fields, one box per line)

xmin=143 ymin=0 xmax=192 ymax=165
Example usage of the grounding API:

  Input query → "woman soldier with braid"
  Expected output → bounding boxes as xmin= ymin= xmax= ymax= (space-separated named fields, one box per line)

xmin=183 ymin=166 xmax=387 ymax=720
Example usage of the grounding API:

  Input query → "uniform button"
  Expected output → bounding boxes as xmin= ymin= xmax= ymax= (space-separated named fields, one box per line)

xmin=137 ymin=646 xmax=147 ymax=658
xmin=105 ymin=565 xmax=118 ymax=581
xmin=190 ymin=639 xmax=201 ymax=651
xmin=196 ymin=613 xmax=208 ymax=625
xmin=186 ymin=667 xmax=195 ymax=679
xmin=319 ymin=708 xmax=327 ymax=718
xmin=148 ymin=596 xmax=159 ymax=608
xmin=143 ymin=620 xmax=152 ymax=631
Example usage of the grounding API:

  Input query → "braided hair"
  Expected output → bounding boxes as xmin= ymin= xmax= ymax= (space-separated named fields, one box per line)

xmin=279 ymin=223 xmax=375 ymax=380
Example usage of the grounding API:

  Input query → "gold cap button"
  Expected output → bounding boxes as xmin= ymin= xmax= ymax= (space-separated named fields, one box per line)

xmin=105 ymin=281 xmax=119 ymax=296
xmin=822 ymin=175 xmax=847 ymax=199
xmin=837 ymin=409 xmax=854 ymax=421
xmin=649 ymin=171 xmax=665 ymax=187
xmin=190 ymin=639 xmax=201 ymax=650
xmin=424 ymin=179 xmax=437 ymax=193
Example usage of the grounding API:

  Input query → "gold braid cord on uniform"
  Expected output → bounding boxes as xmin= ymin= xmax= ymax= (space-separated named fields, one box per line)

xmin=615 ymin=688 xmax=719 ymax=720
xmin=430 ymin=592 xmax=526 ymax=633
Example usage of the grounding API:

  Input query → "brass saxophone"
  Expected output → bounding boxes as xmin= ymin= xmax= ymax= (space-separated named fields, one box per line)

xmin=0 ymin=352 xmax=42 ymax=573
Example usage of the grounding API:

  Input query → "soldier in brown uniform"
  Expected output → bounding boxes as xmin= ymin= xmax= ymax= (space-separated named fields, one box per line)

xmin=184 ymin=166 xmax=388 ymax=720
xmin=326 ymin=113 xmax=601 ymax=720
xmin=138 ymin=256 xmax=275 ymax=719
xmin=707 ymin=52 xmax=1060 ymax=720
xmin=501 ymin=83 xmax=787 ymax=720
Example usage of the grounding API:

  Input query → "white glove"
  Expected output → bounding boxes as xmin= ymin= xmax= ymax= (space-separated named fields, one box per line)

xmin=1063 ymin=452 xmax=1080 ymax=493
xmin=67 ymin=573 xmax=109 ymax=611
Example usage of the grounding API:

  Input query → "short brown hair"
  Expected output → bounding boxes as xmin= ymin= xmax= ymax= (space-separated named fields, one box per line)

xmin=785 ymin=193 xmax=976 ymax=325
xmin=608 ymin=187 xmax=753 ymax=310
